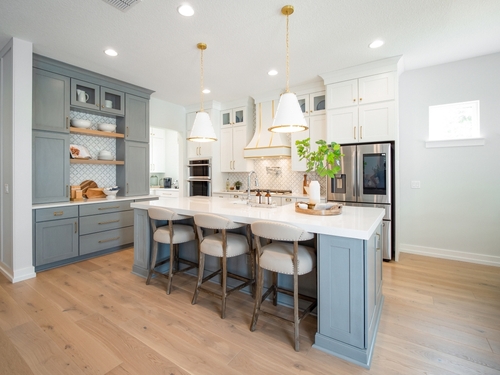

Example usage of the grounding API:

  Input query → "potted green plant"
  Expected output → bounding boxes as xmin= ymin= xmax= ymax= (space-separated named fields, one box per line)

xmin=234 ymin=181 xmax=242 ymax=190
xmin=295 ymin=138 xmax=343 ymax=178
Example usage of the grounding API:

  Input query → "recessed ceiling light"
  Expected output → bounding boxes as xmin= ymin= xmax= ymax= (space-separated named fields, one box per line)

xmin=178 ymin=4 xmax=194 ymax=16
xmin=202 ymin=88 xmax=210 ymax=94
xmin=104 ymin=49 xmax=118 ymax=56
xmin=369 ymin=40 xmax=384 ymax=49
xmin=268 ymin=70 xmax=278 ymax=76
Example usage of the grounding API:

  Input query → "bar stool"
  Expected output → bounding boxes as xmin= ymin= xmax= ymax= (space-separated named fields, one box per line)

xmin=146 ymin=207 xmax=197 ymax=294
xmin=250 ymin=221 xmax=317 ymax=351
xmin=192 ymin=213 xmax=254 ymax=319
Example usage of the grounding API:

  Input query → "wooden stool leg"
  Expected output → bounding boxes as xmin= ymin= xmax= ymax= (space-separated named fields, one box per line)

xmin=146 ymin=240 xmax=158 ymax=285
xmin=293 ymin=269 xmax=300 ymax=351
xmin=272 ymin=271 xmax=278 ymax=306
xmin=192 ymin=252 xmax=205 ymax=305
xmin=250 ymin=265 xmax=263 ymax=331
xmin=221 ymin=253 xmax=227 ymax=319
xmin=166 ymin=242 xmax=176 ymax=295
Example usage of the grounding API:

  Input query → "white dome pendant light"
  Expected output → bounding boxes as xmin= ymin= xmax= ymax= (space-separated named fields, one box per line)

xmin=187 ymin=43 xmax=217 ymax=142
xmin=269 ymin=5 xmax=308 ymax=133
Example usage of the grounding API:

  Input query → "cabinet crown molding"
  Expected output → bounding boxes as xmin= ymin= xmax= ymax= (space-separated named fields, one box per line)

xmin=320 ymin=55 xmax=404 ymax=85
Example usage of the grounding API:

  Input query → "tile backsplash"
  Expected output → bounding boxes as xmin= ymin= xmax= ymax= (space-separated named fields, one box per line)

xmin=69 ymin=110 xmax=117 ymax=187
xmin=226 ymin=158 xmax=327 ymax=196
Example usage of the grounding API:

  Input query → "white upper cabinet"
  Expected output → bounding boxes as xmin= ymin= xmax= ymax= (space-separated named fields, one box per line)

xmin=219 ymin=98 xmax=254 ymax=172
xmin=297 ymin=91 xmax=326 ymax=117
xmin=221 ymin=106 xmax=246 ymax=127
xmin=326 ymin=71 xmax=397 ymax=144
xmin=149 ymin=127 xmax=166 ymax=173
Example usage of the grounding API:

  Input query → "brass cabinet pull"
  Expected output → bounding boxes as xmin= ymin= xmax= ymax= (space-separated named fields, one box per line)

xmin=354 ymin=126 xmax=356 ymax=139
xmin=98 ymin=219 xmax=120 ymax=225
xmin=285 ymin=198 xmax=292 ymax=202
xmin=66 ymin=185 xmax=69 ymax=198
xmin=360 ymin=126 xmax=363 ymax=139
xmin=353 ymin=98 xmax=356 ymax=102
xmin=126 ymin=183 xmax=129 ymax=194
xmin=74 ymin=221 xmax=78 ymax=234
xmin=53 ymin=211 xmax=63 ymax=216
xmin=98 ymin=237 xmax=120 ymax=243
xmin=376 ymin=233 xmax=381 ymax=250
xmin=66 ymin=116 xmax=69 ymax=129
xmin=359 ymin=97 xmax=363 ymax=101
xmin=126 ymin=126 xmax=129 ymax=137
xmin=98 ymin=206 xmax=120 ymax=210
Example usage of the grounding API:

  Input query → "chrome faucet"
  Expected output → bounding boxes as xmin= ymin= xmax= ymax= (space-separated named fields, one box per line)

xmin=247 ymin=171 xmax=259 ymax=202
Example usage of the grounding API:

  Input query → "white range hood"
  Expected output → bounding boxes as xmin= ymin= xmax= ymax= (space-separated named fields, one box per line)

xmin=244 ymin=101 xmax=291 ymax=158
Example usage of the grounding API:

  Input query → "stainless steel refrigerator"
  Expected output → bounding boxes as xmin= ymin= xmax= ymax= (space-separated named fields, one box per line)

xmin=327 ymin=143 xmax=393 ymax=260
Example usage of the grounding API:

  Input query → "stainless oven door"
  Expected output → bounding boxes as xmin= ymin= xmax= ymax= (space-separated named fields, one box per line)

xmin=188 ymin=179 xmax=211 ymax=197
xmin=357 ymin=143 xmax=391 ymax=204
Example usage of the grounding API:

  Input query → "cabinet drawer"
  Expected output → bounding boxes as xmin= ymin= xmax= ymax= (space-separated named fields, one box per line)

xmin=79 ymin=211 xmax=134 ymax=235
xmin=36 ymin=206 xmax=78 ymax=222
xmin=80 ymin=227 xmax=134 ymax=255
xmin=79 ymin=201 xmax=132 ymax=216
xmin=155 ymin=190 xmax=179 ymax=198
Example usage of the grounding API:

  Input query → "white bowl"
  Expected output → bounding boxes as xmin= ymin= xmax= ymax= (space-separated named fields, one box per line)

xmin=71 ymin=119 xmax=92 ymax=128
xmin=98 ymin=123 xmax=116 ymax=132
xmin=103 ymin=189 xmax=119 ymax=199
xmin=99 ymin=150 xmax=112 ymax=156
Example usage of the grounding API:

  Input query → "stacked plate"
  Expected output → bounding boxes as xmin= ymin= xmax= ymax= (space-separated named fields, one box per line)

xmin=98 ymin=150 xmax=114 ymax=161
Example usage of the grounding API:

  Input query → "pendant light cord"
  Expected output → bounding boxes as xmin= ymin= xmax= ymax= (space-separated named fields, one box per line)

xmin=200 ymin=47 xmax=204 ymax=111
xmin=285 ymin=12 xmax=290 ymax=93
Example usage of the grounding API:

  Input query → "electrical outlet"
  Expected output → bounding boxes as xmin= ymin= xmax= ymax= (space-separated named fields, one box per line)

xmin=411 ymin=180 xmax=421 ymax=189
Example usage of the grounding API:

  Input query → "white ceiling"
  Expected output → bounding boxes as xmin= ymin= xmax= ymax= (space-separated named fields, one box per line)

xmin=1 ymin=0 xmax=499 ymax=107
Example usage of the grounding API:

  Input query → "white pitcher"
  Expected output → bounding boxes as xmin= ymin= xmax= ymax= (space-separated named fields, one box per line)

xmin=76 ymin=89 xmax=89 ymax=103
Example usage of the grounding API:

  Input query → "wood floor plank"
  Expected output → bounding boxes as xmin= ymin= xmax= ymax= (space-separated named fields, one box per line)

xmin=0 ymin=283 xmax=32 ymax=330
xmin=3 ymin=281 xmax=122 ymax=374
xmin=5 ymin=321 xmax=88 ymax=375
xmin=76 ymin=313 xmax=190 ymax=375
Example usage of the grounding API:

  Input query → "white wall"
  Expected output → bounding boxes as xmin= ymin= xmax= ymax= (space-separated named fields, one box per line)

xmin=399 ymin=52 xmax=500 ymax=266
xmin=0 ymin=37 xmax=36 ymax=282
xmin=149 ymin=97 xmax=186 ymax=191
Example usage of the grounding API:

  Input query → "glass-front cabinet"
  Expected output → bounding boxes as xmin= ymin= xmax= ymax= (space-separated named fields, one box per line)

xmin=221 ymin=106 xmax=246 ymax=127
xmin=297 ymin=91 xmax=326 ymax=117
xmin=70 ymin=78 xmax=125 ymax=116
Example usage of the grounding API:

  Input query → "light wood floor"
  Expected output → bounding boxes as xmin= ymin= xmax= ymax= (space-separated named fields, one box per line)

xmin=1 ymin=249 xmax=499 ymax=375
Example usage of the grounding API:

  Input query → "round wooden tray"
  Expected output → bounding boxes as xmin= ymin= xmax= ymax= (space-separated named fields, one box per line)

xmin=294 ymin=202 xmax=343 ymax=216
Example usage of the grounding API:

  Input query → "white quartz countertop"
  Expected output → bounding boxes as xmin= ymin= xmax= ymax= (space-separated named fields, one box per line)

xmin=131 ymin=196 xmax=384 ymax=240
xmin=32 ymin=195 xmax=157 ymax=210
xmin=213 ymin=191 xmax=325 ymax=200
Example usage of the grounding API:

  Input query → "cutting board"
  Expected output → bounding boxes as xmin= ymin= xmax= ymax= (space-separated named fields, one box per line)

xmin=80 ymin=180 xmax=97 ymax=198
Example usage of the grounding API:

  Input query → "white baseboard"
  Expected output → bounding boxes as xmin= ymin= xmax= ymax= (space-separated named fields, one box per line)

xmin=0 ymin=262 xmax=36 ymax=283
xmin=399 ymin=244 xmax=500 ymax=267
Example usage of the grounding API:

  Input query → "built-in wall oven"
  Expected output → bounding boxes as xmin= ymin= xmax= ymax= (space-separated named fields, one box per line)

xmin=187 ymin=158 xmax=211 ymax=196
xmin=327 ymin=143 xmax=394 ymax=260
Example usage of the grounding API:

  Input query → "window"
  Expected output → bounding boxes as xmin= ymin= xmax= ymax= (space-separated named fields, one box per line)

xmin=427 ymin=100 xmax=484 ymax=148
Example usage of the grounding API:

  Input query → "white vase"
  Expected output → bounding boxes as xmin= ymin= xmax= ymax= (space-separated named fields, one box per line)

xmin=308 ymin=180 xmax=320 ymax=205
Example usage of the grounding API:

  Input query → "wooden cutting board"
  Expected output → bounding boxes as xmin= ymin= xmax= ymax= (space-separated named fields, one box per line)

xmin=80 ymin=180 xmax=97 ymax=198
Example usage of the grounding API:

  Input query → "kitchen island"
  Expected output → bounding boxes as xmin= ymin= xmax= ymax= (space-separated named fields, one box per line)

xmin=130 ymin=196 xmax=385 ymax=368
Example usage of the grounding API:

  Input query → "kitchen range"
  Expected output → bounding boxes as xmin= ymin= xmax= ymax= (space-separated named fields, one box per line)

xmin=327 ymin=142 xmax=393 ymax=260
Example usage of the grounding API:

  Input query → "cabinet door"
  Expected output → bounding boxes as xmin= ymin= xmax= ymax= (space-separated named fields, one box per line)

xmin=100 ymin=86 xmax=125 ymax=116
xmin=358 ymin=101 xmax=395 ymax=142
xmin=318 ymin=234 xmax=365 ymax=348
xmin=35 ymin=218 xmax=78 ymax=266
xmin=32 ymin=131 xmax=69 ymax=204
xmin=221 ymin=110 xmax=232 ymax=127
xmin=327 ymin=79 xmax=358 ymax=109
xmin=232 ymin=125 xmax=252 ymax=172
xmin=220 ymin=127 xmax=233 ymax=172
xmin=118 ymin=141 xmax=149 ymax=196
xmin=233 ymin=107 xmax=246 ymax=126
xmin=309 ymin=91 xmax=326 ymax=116
xmin=70 ymin=78 xmax=100 ymax=111
xmin=33 ymin=69 xmax=70 ymax=132
xmin=123 ymin=94 xmax=149 ymax=142
xmin=358 ymin=72 xmax=395 ymax=105
xmin=327 ymin=107 xmax=358 ymax=144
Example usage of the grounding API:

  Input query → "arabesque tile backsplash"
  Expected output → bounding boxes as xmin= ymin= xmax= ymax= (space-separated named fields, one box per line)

xmin=225 ymin=159 xmax=327 ymax=196
xmin=69 ymin=110 xmax=117 ymax=187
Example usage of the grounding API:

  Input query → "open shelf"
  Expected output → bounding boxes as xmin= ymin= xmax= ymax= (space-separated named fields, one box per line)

xmin=70 ymin=127 xmax=124 ymax=138
xmin=70 ymin=159 xmax=124 ymax=165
